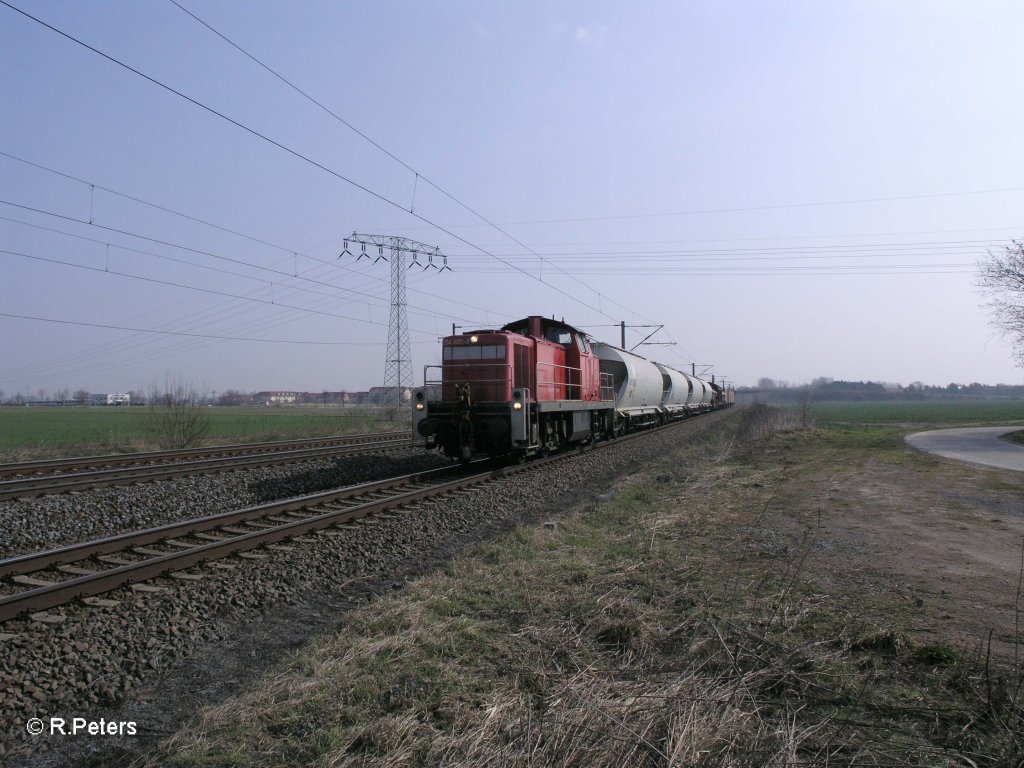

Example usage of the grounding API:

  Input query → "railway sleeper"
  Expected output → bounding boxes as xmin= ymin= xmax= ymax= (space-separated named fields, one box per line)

xmin=82 ymin=597 xmax=120 ymax=608
xmin=12 ymin=575 xmax=55 ymax=588
xmin=163 ymin=539 xmax=198 ymax=549
xmin=57 ymin=565 xmax=98 ymax=575
xmin=130 ymin=584 xmax=168 ymax=594
xmin=193 ymin=532 xmax=230 ymax=542
xmin=97 ymin=555 xmax=137 ymax=566
xmin=132 ymin=546 xmax=171 ymax=557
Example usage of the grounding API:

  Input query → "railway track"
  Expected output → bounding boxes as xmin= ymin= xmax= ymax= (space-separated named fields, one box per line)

xmin=0 ymin=460 xmax=517 ymax=622
xmin=0 ymin=409 xmax=740 ymax=624
xmin=0 ymin=432 xmax=412 ymax=501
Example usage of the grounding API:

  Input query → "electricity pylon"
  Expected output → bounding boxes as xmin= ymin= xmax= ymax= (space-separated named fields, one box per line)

xmin=341 ymin=234 xmax=450 ymax=421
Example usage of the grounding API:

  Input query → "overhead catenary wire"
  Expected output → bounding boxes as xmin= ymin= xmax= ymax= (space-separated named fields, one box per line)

xmin=0 ymin=150 xmax=501 ymax=319
xmin=8 ymin=0 xmax=1011 ymax=385
xmin=165 ymin=0 xmax=652 ymax=325
xmin=0 ymin=212 xmax=482 ymax=326
xmin=0 ymin=199 xmax=487 ymax=326
xmin=388 ymin=185 xmax=1024 ymax=230
xmin=0 ymin=312 xmax=412 ymax=345
xmin=0 ymin=247 xmax=445 ymax=335
xmin=0 ymin=0 xmax=616 ymax=322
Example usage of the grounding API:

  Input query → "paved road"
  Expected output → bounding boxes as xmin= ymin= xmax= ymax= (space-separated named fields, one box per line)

xmin=904 ymin=426 xmax=1024 ymax=472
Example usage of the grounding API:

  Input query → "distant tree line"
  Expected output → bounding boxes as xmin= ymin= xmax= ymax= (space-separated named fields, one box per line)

xmin=742 ymin=379 xmax=1024 ymax=403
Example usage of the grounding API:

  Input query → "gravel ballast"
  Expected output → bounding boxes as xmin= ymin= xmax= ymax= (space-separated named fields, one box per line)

xmin=0 ymin=449 xmax=450 ymax=559
xmin=0 ymin=413 xmax=737 ymax=765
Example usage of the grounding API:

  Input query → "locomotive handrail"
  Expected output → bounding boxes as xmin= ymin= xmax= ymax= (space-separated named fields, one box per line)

xmin=425 ymin=363 xmax=515 ymax=401
xmin=536 ymin=359 xmax=584 ymax=400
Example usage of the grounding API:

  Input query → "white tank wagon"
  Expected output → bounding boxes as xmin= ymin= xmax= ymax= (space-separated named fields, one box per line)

xmin=654 ymin=363 xmax=716 ymax=416
xmin=654 ymin=363 xmax=690 ymax=415
xmin=592 ymin=342 xmax=664 ymax=429
xmin=688 ymin=373 xmax=714 ymax=409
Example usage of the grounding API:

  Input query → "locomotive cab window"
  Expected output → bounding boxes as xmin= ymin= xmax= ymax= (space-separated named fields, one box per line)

xmin=545 ymin=328 xmax=572 ymax=345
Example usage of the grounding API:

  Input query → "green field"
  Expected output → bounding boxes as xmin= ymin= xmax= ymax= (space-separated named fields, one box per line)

xmin=3 ymin=400 xmax=1022 ymax=462
xmin=810 ymin=399 xmax=1024 ymax=426
xmin=0 ymin=406 xmax=404 ymax=460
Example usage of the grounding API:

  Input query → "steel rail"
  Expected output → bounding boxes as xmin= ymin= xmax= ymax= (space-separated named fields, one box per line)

xmin=0 ymin=461 xmax=519 ymax=621
xmin=0 ymin=464 xmax=466 ymax=579
xmin=0 ymin=435 xmax=412 ymax=501
xmin=0 ymin=407 xmax=741 ymax=622
xmin=0 ymin=431 xmax=411 ymax=478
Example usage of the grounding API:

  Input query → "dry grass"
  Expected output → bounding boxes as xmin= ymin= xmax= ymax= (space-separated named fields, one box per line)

xmin=155 ymin=412 xmax=1023 ymax=767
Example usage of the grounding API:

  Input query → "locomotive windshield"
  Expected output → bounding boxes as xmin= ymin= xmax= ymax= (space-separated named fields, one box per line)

xmin=443 ymin=345 xmax=506 ymax=361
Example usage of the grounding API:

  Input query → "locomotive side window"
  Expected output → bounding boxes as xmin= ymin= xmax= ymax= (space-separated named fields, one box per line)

xmin=545 ymin=328 xmax=572 ymax=345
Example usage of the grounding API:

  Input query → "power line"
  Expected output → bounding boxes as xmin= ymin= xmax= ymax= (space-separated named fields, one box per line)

xmin=422 ymin=187 xmax=1024 ymax=228
xmin=0 ymin=246 xmax=444 ymax=334
xmin=0 ymin=199 xmax=482 ymax=326
xmin=166 ymin=0 xmax=652 ymax=324
xmin=451 ymin=266 xmax=975 ymax=276
xmin=0 ymin=311 xmax=408 ymax=344
xmin=453 ymin=224 xmax=1024 ymax=248
xmin=0 ymin=1 xmax=616 ymax=322
xmin=0 ymin=149 xmax=500 ymax=319
xmin=0 ymin=212 xmax=478 ymax=326
xmin=442 ymin=239 xmax=1009 ymax=261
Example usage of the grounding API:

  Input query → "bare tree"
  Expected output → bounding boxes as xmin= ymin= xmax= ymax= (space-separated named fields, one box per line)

xmin=978 ymin=240 xmax=1024 ymax=365
xmin=145 ymin=377 xmax=211 ymax=449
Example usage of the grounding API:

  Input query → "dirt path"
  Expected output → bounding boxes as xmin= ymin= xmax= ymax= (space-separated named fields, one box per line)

xmin=753 ymin=430 xmax=1024 ymax=660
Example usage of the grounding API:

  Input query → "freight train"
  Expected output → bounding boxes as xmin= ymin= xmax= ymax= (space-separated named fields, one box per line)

xmin=412 ymin=315 xmax=734 ymax=461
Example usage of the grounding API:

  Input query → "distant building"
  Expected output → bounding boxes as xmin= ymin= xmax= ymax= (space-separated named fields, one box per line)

xmin=86 ymin=393 xmax=131 ymax=406
xmin=256 ymin=391 xmax=299 ymax=405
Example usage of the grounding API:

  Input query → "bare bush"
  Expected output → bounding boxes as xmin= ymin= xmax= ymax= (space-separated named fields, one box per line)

xmin=737 ymin=404 xmax=796 ymax=440
xmin=792 ymin=388 xmax=816 ymax=429
xmin=978 ymin=240 xmax=1024 ymax=366
xmin=145 ymin=378 xmax=211 ymax=450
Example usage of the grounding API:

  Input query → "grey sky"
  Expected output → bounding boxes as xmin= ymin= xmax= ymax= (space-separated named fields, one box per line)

xmin=2 ymin=1 xmax=1023 ymax=395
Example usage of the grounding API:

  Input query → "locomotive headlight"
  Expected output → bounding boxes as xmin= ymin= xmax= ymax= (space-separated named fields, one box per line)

xmin=415 ymin=402 xmax=425 ymax=411
xmin=470 ymin=335 xmax=479 ymax=343
xmin=513 ymin=401 xmax=522 ymax=410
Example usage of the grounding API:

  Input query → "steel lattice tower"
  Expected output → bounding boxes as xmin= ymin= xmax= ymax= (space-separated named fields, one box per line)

xmin=342 ymin=234 xmax=449 ymax=421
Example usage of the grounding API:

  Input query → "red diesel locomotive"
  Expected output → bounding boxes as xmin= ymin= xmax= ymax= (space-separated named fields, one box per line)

xmin=412 ymin=315 xmax=733 ymax=461
xmin=413 ymin=316 xmax=615 ymax=460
